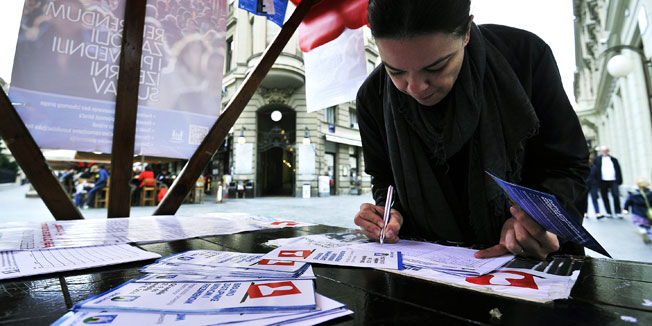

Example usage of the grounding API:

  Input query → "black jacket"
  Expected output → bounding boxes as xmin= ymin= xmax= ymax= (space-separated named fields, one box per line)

xmin=591 ymin=155 xmax=623 ymax=185
xmin=624 ymin=189 xmax=652 ymax=218
xmin=357 ymin=24 xmax=589 ymax=253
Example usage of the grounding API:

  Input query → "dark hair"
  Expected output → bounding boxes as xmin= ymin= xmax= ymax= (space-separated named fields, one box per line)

xmin=368 ymin=0 xmax=471 ymax=39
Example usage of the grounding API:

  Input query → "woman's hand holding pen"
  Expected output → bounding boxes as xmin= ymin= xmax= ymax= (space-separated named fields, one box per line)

xmin=475 ymin=206 xmax=560 ymax=260
xmin=354 ymin=203 xmax=403 ymax=243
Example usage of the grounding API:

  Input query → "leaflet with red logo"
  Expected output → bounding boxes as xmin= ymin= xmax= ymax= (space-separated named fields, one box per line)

xmin=391 ymin=255 xmax=583 ymax=302
xmin=133 ymin=265 xmax=316 ymax=283
xmin=74 ymin=279 xmax=316 ymax=313
xmin=53 ymin=293 xmax=351 ymax=326
xmin=156 ymin=250 xmax=310 ymax=273
xmin=140 ymin=250 xmax=310 ymax=279
xmin=262 ymin=247 xmax=403 ymax=270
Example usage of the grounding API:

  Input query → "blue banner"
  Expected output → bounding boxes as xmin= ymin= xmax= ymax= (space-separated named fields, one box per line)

xmin=238 ymin=0 xmax=288 ymax=27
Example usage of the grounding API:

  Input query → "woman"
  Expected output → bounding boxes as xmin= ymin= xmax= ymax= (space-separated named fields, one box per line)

xmin=624 ymin=178 xmax=652 ymax=243
xmin=354 ymin=0 xmax=589 ymax=259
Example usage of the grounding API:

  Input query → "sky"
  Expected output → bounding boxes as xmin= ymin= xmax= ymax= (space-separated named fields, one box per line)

xmin=0 ymin=0 xmax=577 ymax=102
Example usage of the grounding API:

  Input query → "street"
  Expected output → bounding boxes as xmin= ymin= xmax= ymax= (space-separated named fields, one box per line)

xmin=1 ymin=183 xmax=650 ymax=263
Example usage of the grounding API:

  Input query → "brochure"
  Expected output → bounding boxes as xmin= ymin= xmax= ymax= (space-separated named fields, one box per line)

xmin=75 ymin=279 xmax=317 ymax=314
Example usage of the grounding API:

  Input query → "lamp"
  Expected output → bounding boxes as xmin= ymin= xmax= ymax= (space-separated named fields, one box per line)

xmin=271 ymin=110 xmax=282 ymax=122
xmin=237 ymin=126 xmax=246 ymax=144
xmin=600 ymin=44 xmax=651 ymax=78
xmin=607 ymin=54 xmax=635 ymax=77
xmin=302 ymin=127 xmax=310 ymax=145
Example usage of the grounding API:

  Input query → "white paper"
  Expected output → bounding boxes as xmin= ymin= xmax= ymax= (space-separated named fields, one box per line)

xmin=75 ymin=280 xmax=317 ymax=314
xmin=395 ymin=266 xmax=580 ymax=303
xmin=0 ymin=244 xmax=160 ymax=280
xmin=266 ymin=233 xmax=512 ymax=276
xmin=351 ymin=240 xmax=513 ymax=276
xmin=0 ymin=214 xmax=311 ymax=251
xmin=235 ymin=143 xmax=254 ymax=174
xmin=156 ymin=250 xmax=309 ymax=274
xmin=54 ymin=294 xmax=347 ymax=326
xmin=134 ymin=266 xmax=316 ymax=283
xmin=304 ymin=28 xmax=367 ymax=113
xmin=262 ymin=247 xmax=402 ymax=270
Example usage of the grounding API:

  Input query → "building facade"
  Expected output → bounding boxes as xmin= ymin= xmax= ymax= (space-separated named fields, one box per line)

xmin=574 ymin=0 xmax=652 ymax=186
xmin=214 ymin=2 xmax=379 ymax=197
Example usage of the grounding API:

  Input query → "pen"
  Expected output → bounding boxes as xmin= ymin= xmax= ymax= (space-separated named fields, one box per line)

xmin=380 ymin=185 xmax=394 ymax=245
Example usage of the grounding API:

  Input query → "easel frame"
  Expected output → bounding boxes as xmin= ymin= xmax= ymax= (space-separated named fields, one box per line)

xmin=0 ymin=0 xmax=318 ymax=220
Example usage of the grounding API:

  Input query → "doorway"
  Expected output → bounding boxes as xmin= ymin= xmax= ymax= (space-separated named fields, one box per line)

xmin=257 ymin=106 xmax=296 ymax=196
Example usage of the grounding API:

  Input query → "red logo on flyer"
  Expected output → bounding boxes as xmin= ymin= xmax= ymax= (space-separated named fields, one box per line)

xmin=271 ymin=221 xmax=299 ymax=226
xmin=278 ymin=250 xmax=312 ymax=258
xmin=257 ymin=259 xmax=297 ymax=266
xmin=247 ymin=281 xmax=302 ymax=298
xmin=465 ymin=271 xmax=539 ymax=290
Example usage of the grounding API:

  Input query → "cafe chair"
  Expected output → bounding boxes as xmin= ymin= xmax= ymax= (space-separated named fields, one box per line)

xmin=140 ymin=178 xmax=157 ymax=206
xmin=94 ymin=179 xmax=110 ymax=208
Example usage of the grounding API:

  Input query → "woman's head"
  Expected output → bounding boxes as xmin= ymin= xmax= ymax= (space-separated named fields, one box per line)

xmin=636 ymin=177 xmax=650 ymax=189
xmin=368 ymin=0 xmax=473 ymax=107
xmin=368 ymin=0 xmax=471 ymax=39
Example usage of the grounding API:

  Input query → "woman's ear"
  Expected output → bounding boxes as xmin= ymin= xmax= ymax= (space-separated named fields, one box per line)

xmin=464 ymin=15 xmax=474 ymax=46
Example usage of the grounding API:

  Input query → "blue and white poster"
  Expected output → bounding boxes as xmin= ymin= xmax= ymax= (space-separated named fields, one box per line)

xmin=9 ymin=0 xmax=227 ymax=159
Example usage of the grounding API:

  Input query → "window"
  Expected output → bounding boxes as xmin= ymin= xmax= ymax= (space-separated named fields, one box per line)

xmin=325 ymin=106 xmax=336 ymax=125
xmin=349 ymin=109 xmax=358 ymax=129
xmin=225 ymin=37 xmax=233 ymax=72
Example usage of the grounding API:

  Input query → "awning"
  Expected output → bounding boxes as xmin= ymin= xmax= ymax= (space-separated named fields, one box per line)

xmin=325 ymin=134 xmax=362 ymax=147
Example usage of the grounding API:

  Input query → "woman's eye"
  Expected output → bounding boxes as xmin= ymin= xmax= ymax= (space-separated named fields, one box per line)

xmin=426 ymin=66 xmax=444 ymax=73
xmin=388 ymin=70 xmax=403 ymax=76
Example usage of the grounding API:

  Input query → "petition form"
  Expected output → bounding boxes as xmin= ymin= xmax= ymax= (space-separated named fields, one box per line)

xmin=0 ymin=244 xmax=161 ymax=280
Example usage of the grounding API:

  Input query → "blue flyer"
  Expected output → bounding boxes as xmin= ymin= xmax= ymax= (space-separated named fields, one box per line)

xmin=487 ymin=171 xmax=611 ymax=258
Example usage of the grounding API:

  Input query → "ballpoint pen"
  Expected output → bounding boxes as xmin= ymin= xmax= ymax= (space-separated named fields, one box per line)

xmin=379 ymin=185 xmax=394 ymax=245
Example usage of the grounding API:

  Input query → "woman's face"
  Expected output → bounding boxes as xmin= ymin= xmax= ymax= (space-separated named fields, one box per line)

xmin=376 ymin=31 xmax=470 ymax=107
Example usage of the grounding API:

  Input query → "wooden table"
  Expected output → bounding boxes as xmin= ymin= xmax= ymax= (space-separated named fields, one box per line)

xmin=1 ymin=224 xmax=651 ymax=325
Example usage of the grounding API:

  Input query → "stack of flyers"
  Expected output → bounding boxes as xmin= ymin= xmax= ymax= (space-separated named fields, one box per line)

xmin=52 ymin=250 xmax=354 ymax=325
xmin=53 ymin=294 xmax=352 ymax=326
xmin=70 ymin=279 xmax=318 ymax=314
xmin=262 ymin=246 xmax=403 ymax=270
xmin=140 ymin=250 xmax=312 ymax=280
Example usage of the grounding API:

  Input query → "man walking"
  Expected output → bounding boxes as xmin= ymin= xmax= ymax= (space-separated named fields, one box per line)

xmin=592 ymin=146 xmax=623 ymax=218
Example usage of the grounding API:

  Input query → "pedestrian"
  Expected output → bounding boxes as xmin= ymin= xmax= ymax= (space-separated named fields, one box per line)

xmin=586 ymin=153 xmax=603 ymax=219
xmin=623 ymin=177 xmax=652 ymax=243
xmin=354 ymin=0 xmax=589 ymax=260
xmin=592 ymin=146 xmax=623 ymax=218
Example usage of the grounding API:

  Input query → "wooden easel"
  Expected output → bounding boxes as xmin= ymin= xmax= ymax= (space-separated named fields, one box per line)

xmin=0 ymin=0 xmax=318 ymax=220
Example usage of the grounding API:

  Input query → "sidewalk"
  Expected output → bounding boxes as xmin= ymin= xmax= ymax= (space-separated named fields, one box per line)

xmin=1 ymin=184 xmax=650 ymax=263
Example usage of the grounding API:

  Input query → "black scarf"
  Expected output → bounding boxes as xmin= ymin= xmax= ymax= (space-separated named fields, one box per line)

xmin=383 ymin=24 xmax=540 ymax=246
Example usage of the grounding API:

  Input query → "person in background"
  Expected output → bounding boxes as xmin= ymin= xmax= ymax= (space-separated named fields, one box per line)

xmin=624 ymin=177 xmax=652 ymax=244
xmin=158 ymin=184 xmax=168 ymax=204
xmin=354 ymin=0 xmax=589 ymax=260
xmin=134 ymin=165 xmax=156 ymax=204
xmin=592 ymin=146 xmax=623 ymax=218
xmin=586 ymin=153 xmax=603 ymax=219
xmin=86 ymin=165 xmax=109 ymax=208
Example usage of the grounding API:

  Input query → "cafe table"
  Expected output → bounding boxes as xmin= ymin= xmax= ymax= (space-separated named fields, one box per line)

xmin=1 ymin=224 xmax=651 ymax=325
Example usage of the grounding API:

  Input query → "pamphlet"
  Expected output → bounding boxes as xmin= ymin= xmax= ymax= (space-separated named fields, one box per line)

xmin=75 ymin=279 xmax=317 ymax=314
xmin=486 ymin=171 xmax=611 ymax=257
xmin=262 ymin=247 xmax=403 ymax=270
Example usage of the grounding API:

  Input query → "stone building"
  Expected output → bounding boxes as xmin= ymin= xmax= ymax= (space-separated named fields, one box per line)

xmin=212 ymin=2 xmax=379 ymax=197
xmin=574 ymin=0 xmax=652 ymax=185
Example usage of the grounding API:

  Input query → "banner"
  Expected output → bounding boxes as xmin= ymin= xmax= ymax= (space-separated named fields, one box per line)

xmin=238 ymin=0 xmax=289 ymax=27
xmin=304 ymin=28 xmax=367 ymax=112
xmin=9 ymin=0 xmax=227 ymax=159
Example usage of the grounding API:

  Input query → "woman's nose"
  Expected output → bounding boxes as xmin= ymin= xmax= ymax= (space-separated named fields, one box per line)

xmin=405 ymin=74 xmax=428 ymax=95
